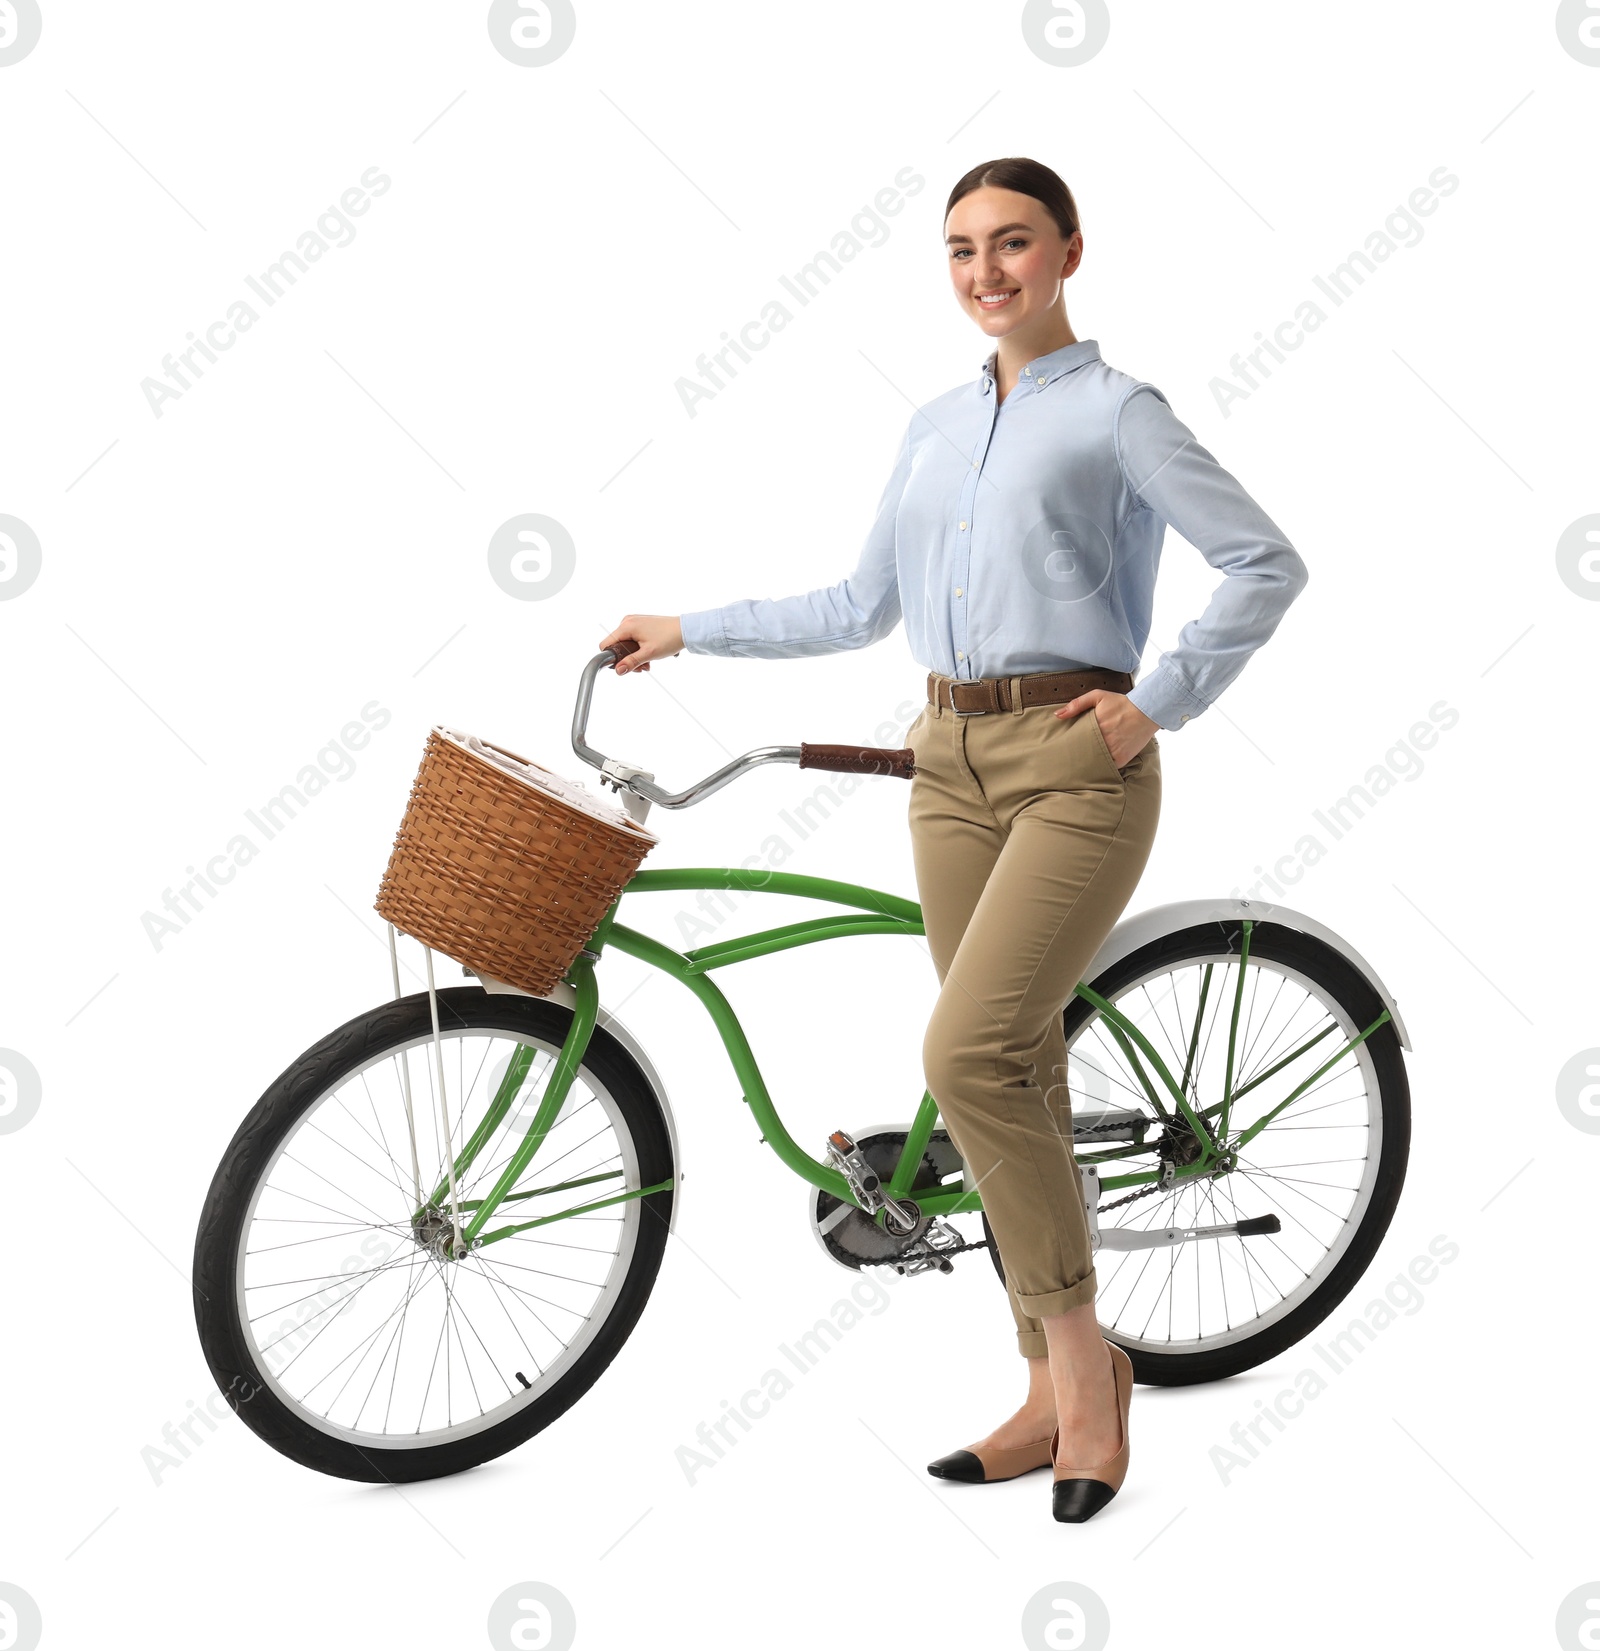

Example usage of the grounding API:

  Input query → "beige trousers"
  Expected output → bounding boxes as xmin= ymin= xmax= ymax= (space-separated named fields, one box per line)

xmin=906 ymin=673 xmax=1162 ymax=1357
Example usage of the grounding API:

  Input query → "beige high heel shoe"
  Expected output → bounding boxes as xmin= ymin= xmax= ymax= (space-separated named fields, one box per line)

xmin=1048 ymin=1340 xmax=1133 ymax=1522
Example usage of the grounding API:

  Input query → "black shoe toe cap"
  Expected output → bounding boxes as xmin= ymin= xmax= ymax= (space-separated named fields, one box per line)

xmin=1052 ymin=1477 xmax=1117 ymax=1522
xmin=926 ymin=1449 xmax=986 ymax=1483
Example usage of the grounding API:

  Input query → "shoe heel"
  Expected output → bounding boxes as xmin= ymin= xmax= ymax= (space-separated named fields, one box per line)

xmin=1051 ymin=1340 xmax=1133 ymax=1524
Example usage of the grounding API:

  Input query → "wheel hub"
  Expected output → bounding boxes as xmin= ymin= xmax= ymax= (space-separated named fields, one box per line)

xmin=1160 ymin=1116 xmax=1212 ymax=1170
xmin=412 ymin=1206 xmax=462 ymax=1261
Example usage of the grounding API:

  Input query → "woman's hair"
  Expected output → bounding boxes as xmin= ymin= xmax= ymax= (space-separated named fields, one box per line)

xmin=944 ymin=157 xmax=1080 ymax=241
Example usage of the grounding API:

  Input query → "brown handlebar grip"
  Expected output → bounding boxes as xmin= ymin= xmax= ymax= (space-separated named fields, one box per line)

xmin=607 ymin=638 xmax=641 ymax=665
xmin=798 ymin=743 xmax=917 ymax=781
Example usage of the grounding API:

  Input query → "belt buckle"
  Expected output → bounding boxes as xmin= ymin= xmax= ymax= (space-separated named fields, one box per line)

xmin=947 ymin=681 xmax=989 ymax=715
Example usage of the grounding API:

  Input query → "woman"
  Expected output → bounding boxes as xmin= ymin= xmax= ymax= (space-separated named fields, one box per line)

xmin=599 ymin=156 xmax=1308 ymax=1523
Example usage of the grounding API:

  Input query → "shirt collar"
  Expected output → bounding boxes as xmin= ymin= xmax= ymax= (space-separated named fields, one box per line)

xmin=979 ymin=337 xmax=1101 ymax=394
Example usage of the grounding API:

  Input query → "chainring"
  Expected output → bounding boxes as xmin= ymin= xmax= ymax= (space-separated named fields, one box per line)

xmin=810 ymin=1128 xmax=966 ymax=1270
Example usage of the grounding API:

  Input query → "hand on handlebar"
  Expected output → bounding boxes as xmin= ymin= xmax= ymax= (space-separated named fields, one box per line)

xmin=571 ymin=628 xmax=917 ymax=804
xmin=596 ymin=614 xmax=685 ymax=675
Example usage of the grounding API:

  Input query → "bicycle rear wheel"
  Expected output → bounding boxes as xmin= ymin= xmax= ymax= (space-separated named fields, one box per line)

xmin=983 ymin=920 xmax=1410 ymax=1384
xmin=193 ymin=987 xmax=676 ymax=1482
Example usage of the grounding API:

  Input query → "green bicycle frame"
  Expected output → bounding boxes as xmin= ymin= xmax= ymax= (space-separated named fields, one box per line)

xmin=417 ymin=870 xmax=1392 ymax=1251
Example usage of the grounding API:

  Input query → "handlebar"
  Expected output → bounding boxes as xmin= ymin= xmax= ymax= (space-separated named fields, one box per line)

xmin=570 ymin=641 xmax=916 ymax=816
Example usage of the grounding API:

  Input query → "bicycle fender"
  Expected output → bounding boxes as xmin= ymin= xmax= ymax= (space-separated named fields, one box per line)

xmin=1082 ymin=896 xmax=1412 ymax=1051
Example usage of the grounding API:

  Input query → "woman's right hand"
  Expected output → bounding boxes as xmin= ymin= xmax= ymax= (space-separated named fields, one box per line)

xmin=597 ymin=614 xmax=685 ymax=675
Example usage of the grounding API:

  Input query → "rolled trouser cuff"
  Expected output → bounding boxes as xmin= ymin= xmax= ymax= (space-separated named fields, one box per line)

xmin=1016 ymin=1329 xmax=1049 ymax=1358
xmin=1015 ymin=1268 xmax=1098 ymax=1319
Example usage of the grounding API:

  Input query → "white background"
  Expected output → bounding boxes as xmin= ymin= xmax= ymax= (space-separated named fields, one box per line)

xmin=1 ymin=2 xmax=1594 ymax=1647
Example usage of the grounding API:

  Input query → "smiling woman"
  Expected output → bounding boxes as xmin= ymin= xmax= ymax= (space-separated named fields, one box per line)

xmin=602 ymin=153 xmax=1311 ymax=1526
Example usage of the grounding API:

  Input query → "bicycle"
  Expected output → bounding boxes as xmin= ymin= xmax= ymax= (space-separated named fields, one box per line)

xmin=192 ymin=643 xmax=1412 ymax=1483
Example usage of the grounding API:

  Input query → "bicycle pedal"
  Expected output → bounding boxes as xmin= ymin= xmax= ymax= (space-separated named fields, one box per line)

xmin=825 ymin=1130 xmax=878 ymax=1194
xmin=891 ymin=1218 xmax=964 ymax=1276
xmin=824 ymin=1129 xmax=919 ymax=1235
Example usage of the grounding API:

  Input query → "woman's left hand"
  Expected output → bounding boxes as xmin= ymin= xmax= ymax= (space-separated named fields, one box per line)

xmin=1056 ymin=690 xmax=1160 ymax=768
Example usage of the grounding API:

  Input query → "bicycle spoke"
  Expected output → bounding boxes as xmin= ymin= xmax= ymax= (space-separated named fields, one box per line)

xmin=352 ymin=1256 xmax=430 ymax=1430
xmin=301 ymin=1262 xmax=436 ymax=1405
xmin=266 ymin=1251 xmax=421 ymax=1376
xmin=233 ymin=1021 xmax=646 ymax=1446
xmin=305 ymin=1117 xmax=417 ymax=1209
xmin=459 ymin=1100 xmax=603 ymax=1208
xmin=1065 ymin=946 xmax=1386 ymax=1354
xmin=246 ymin=1253 xmax=417 ymax=1316
xmin=463 ymin=1252 xmax=547 ymax=1375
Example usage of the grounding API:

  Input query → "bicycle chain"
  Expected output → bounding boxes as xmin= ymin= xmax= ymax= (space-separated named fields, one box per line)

xmin=857 ymin=1232 xmax=993 ymax=1268
xmin=1095 ymin=1182 xmax=1166 ymax=1214
xmin=1074 ymin=1117 xmax=1170 ymax=1214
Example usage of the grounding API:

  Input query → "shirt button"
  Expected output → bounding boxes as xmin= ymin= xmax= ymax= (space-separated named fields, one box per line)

xmin=1181 ymin=713 xmax=1190 ymax=722
xmin=959 ymin=521 xmax=968 ymax=530
xmin=1037 ymin=376 xmax=1048 ymax=386
xmin=954 ymin=586 xmax=963 ymax=596
xmin=956 ymin=650 xmax=965 ymax=661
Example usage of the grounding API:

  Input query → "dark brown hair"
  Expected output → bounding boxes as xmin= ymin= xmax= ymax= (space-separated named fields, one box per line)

xmin=945 ymin=156 xmax=1080 ymax=241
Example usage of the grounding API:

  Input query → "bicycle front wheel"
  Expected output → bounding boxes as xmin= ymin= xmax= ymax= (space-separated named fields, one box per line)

xmin=193 ymin=987 xmax=676 ymax=1482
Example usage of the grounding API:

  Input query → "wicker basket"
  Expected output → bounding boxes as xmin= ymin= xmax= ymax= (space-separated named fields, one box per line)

xmin=375 ymin=725 xmax=659 ymax=996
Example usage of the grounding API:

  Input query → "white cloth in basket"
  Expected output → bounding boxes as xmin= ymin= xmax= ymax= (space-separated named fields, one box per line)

xmin=434 ymin=725 xmax=657 ymax=842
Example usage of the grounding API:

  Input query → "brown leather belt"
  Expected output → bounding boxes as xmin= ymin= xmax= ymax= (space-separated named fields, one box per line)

xmin=926 ymin=666 xmax=1134 ymax=715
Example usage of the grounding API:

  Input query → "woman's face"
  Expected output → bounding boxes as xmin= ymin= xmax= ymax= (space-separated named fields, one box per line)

xmin=944 ymin=185 xmax=1081 ymax=341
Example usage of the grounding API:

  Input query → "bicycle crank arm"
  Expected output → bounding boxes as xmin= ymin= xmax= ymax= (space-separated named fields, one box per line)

xmin=1095 ymin=1213 xmax=1281 ymax=1253
xmin=825 ymin=1130 xmax=921 ymax=1236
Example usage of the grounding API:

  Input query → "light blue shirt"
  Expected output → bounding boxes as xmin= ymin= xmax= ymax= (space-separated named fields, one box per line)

xmin=677 ymin=338 xmax=1308 ymax=731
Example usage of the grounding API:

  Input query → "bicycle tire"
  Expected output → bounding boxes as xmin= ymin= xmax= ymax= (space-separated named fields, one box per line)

xmin=192 ymin=987 xmax=676 ymax=1482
